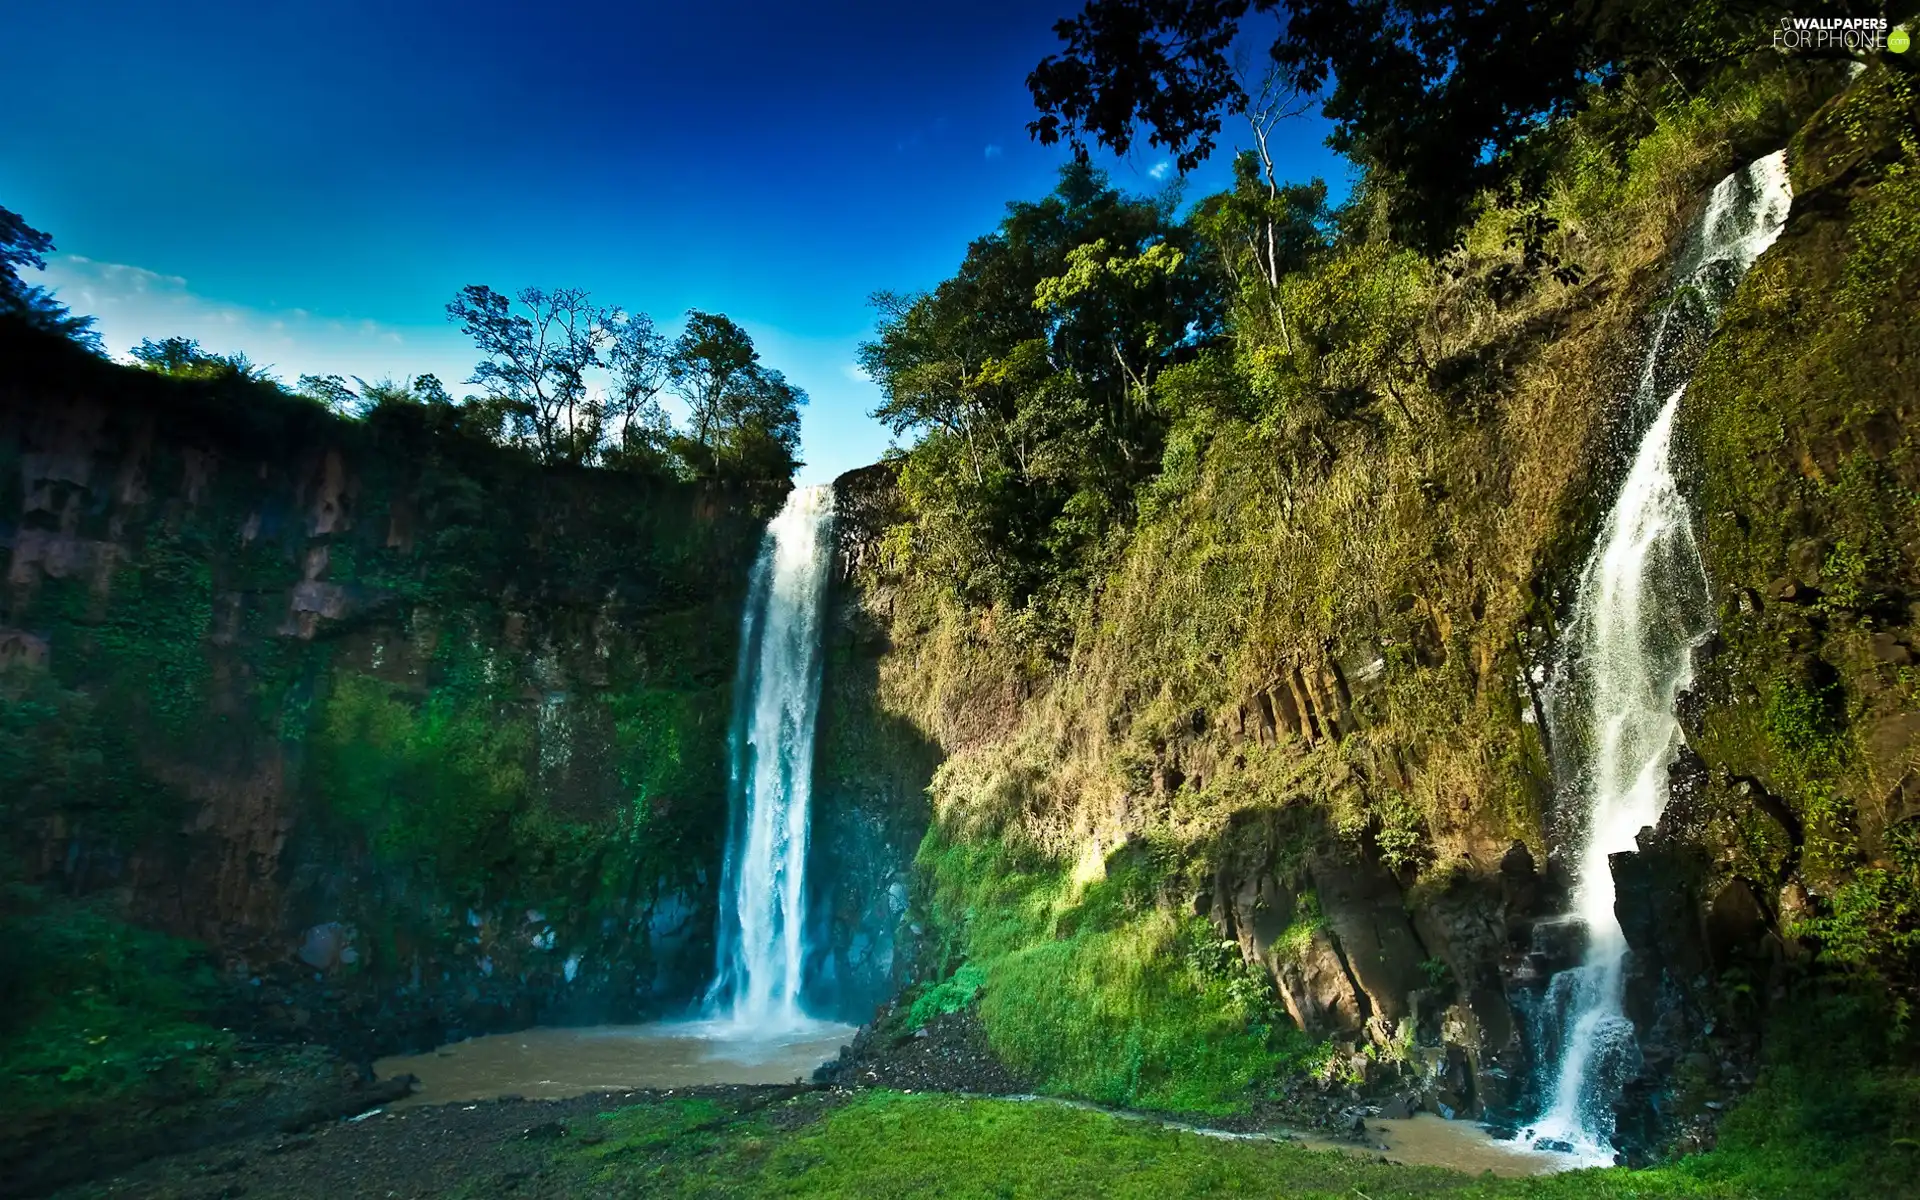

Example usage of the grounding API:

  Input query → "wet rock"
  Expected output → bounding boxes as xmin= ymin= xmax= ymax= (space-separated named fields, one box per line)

xmin=1473 ymin=1066 xmax=1516 ymax=1113
xmin=1378 ymin=1094 xmax=1417 ymax=1120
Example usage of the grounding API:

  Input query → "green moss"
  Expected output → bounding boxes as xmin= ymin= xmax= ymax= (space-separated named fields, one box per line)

xmin=0 ymin=888 xmax=233 ymax=1120
xmin=914 ymin=831 xmax=1313 ymax=1114
xmin=906 ymin=963 xmax=985 ymax=1030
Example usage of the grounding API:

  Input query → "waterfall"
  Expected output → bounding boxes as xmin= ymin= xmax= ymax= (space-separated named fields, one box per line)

xmin=706 ymin=484 xmax=836 ymax=1031
xmin=1523 ymin=152 xmax=1792 ymax=1161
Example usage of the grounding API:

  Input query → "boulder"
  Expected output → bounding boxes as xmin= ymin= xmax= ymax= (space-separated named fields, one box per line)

xmin=1276 ymin=928 xmax=1367 ymax=1037
xmin=1309 ymin=849 xmax=1429 ymax=1028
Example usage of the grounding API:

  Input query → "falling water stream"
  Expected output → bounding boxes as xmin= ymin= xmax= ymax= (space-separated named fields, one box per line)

xmin=706 ymin=484 xmax=838 ymax=1030
xmin=1522 ymin=152 xmax=1792 ymax=1162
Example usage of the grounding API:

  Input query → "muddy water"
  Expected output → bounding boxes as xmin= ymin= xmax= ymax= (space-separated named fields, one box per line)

xmin=1014 ymin=1098 xmax=1567 ymax=1179
xmin=1363 ymin=1115 xmax=1565 ymax=1177
xmin=378 ymin=1026 xmax=1563 ymax=1179
xmin=375 ymin=1019 xmax=856 ymax=1107
xmin=1204 ymin=1114 xmax=1562 ymax=1179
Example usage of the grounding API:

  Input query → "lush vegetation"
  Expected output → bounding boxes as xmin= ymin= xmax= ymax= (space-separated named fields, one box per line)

xmin=856 ymin=6 xmax=1920 ymax=1167
xmin=540 ymin=1048 xmax=1919 ymax=1198
xmin=0 ymin=884 xmax=232 ymax=1122
xmin=910 ymin=829 xmax=1316 ymax=1112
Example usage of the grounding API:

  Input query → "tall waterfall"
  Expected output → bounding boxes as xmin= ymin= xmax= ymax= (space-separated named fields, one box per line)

xmin=706 ymin=485 xmax=836 ymax=1030
xmin=1525 ymin=152 xmax=1792 ymax=1161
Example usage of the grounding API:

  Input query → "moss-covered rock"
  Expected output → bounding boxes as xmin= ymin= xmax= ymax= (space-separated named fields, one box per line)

xmin=0 ymin=322 xmax=774 ymax=1076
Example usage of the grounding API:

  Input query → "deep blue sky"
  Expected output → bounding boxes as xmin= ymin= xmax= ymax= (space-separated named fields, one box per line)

xmin=4 ymin=1 xmax=1349 ymax=483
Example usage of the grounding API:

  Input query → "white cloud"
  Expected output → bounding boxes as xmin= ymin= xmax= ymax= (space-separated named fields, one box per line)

xmin=1148 ymin=160 xmax=1172 ymax=181
xmin=38 ymin=255 xmax=473 ymax=391
xmin=984 ymin=143 xmax=1003 ymax=160
xmin=841 ymin=362 xmax=869 ymax=383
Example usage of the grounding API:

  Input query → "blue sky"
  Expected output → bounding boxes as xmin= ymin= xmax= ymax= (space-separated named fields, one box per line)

xmin=3 ymin=1 xmax=1348 ymax=484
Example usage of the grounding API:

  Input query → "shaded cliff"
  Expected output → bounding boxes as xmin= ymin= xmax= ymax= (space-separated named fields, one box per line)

xmin=0 ymin=323 xmax=778 ymax=1071
xmin=802 ymin=463 xmax=940 ymax=1022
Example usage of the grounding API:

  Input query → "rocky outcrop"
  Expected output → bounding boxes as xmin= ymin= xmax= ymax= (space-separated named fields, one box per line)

xmin=1196 ymin=805 xmax=1535 ymax=1119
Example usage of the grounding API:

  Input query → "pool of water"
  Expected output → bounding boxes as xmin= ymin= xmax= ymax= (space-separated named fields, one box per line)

xmin=1365 ymin=1114 xmax=1566 ymax=1178
xmin=375 ymin=1019 xmax=857 ymax=1107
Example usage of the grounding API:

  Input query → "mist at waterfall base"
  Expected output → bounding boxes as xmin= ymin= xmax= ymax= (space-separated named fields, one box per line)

xmin=1516 ymin=152 xmax=1793 ymax=1164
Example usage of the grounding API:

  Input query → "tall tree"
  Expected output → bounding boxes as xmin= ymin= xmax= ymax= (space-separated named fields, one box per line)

xmin=0 ymin=204 xmax=101 ymax=349
xmin=446 ymin=285 xmax=620 ymax=465
xmin=860 ymin=164 xmax=1221 ymax=617
xmin=446 ymin=285 xmax=678 ymax=469
xmin=665 ymin=312 xmax=805 ymax=482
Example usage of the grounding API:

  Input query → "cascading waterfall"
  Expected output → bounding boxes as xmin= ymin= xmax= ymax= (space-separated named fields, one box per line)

xmin=1522 ymin=152 xmax=1792 ymax=1161
xmin=705 ymin=484 xmax=836 ymax=1031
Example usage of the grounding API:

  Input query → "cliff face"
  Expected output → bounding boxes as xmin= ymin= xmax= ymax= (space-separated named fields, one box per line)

xmin=827 ymin=63 xmax=1918 ymax=1150
xmin=0 ymin=330 xmax=773 ymax=1055
xmin=805 ymin=464 xmax=940 ymax=1022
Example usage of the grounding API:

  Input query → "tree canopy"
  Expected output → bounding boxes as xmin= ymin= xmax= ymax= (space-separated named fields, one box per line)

xmin=446 ymin=287 xmax=803 ymax=482
xmin=1028 ymin=0 xmax=1789 ymax=254
xmin=665 ymin=311 xmax=807 ymax=482
xmin=130 ymin=336 xmax=271 ymax=381
xmin=859 ymin=163 xmax=1223 ymax=630
xmin=0 ymin=204 xmax=100 ymax=349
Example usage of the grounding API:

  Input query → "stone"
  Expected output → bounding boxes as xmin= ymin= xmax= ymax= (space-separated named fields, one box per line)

xmin=1378 ymin=1093 xmax=1416 ymax=1120
xmin=1704 ymin=878 xmax=1771 ymax=971
xmin=1871 ymin=632 xmax=1913 ymax=666
xmin=1309 ymin=849 xmax=1429 ymax=1028
xmin=1276 ymin=928 xmax=1367 ymax=1037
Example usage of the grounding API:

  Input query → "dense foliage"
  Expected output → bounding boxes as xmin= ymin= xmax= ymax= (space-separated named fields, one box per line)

xmin=444 ymin=285 xmax=805 ymax=482
xmin=859 ymin=162 xmax=1233 ymax=646
xmin=0 ymin=204 xmax=99 ymax=348
xmin=1027 ymin=0 xmax=1905 ymax=254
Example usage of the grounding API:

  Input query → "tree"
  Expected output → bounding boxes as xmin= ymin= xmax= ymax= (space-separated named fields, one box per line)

xmin=860 ymin=164 xmax=1223 ymax=621
xmin=446 ymin=285 xmax=678 ymax=469
xmin=0 ymin=204 xmax=101 ymax=350
xmin=131 ymin=336 xmax=272 ymax=381
xmin=297 ymin=373 xmax=458 ymax=417
xmin=665 ymin=312 xmax=805 ymax=482
xmin=604 ymin=311 xmax=675 ymax=471
xmin=1027 ymin=0 xmax=1784 ymax=255
xmin=445 ymin=285 xmax=619 ymax=465
xmin=297 ymin=373 xmax=361 ymax=414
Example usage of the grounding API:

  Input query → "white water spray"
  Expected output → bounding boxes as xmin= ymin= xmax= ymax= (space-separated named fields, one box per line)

xmin=1525 ymin=152 xmax=1791 ymax=1161
xmin=706 ymin=485 xmax=836 ymax=1031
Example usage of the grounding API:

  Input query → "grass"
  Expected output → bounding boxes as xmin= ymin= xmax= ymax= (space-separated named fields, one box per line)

xmin=551 ymin=1087 xmax=1916 ymax=1199
xmin=912 ymin=831 xmax=1319 ymax=1114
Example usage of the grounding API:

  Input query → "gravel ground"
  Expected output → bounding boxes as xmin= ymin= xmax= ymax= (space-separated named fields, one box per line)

xmin=812 ymin=1007 xmax=1030 ymax=1096
xmin=49 ymin=1085 xmax=802 ymax=1200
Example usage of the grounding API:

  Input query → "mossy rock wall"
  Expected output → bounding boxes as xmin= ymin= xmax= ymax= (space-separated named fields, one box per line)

xmin=0 ymin=326 xmax=776 ymax=1054
xmin=1678 ymin=66 xmax=1920 ymax=989
xmin=804 ymin=463 xmax=940 ymax=1022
